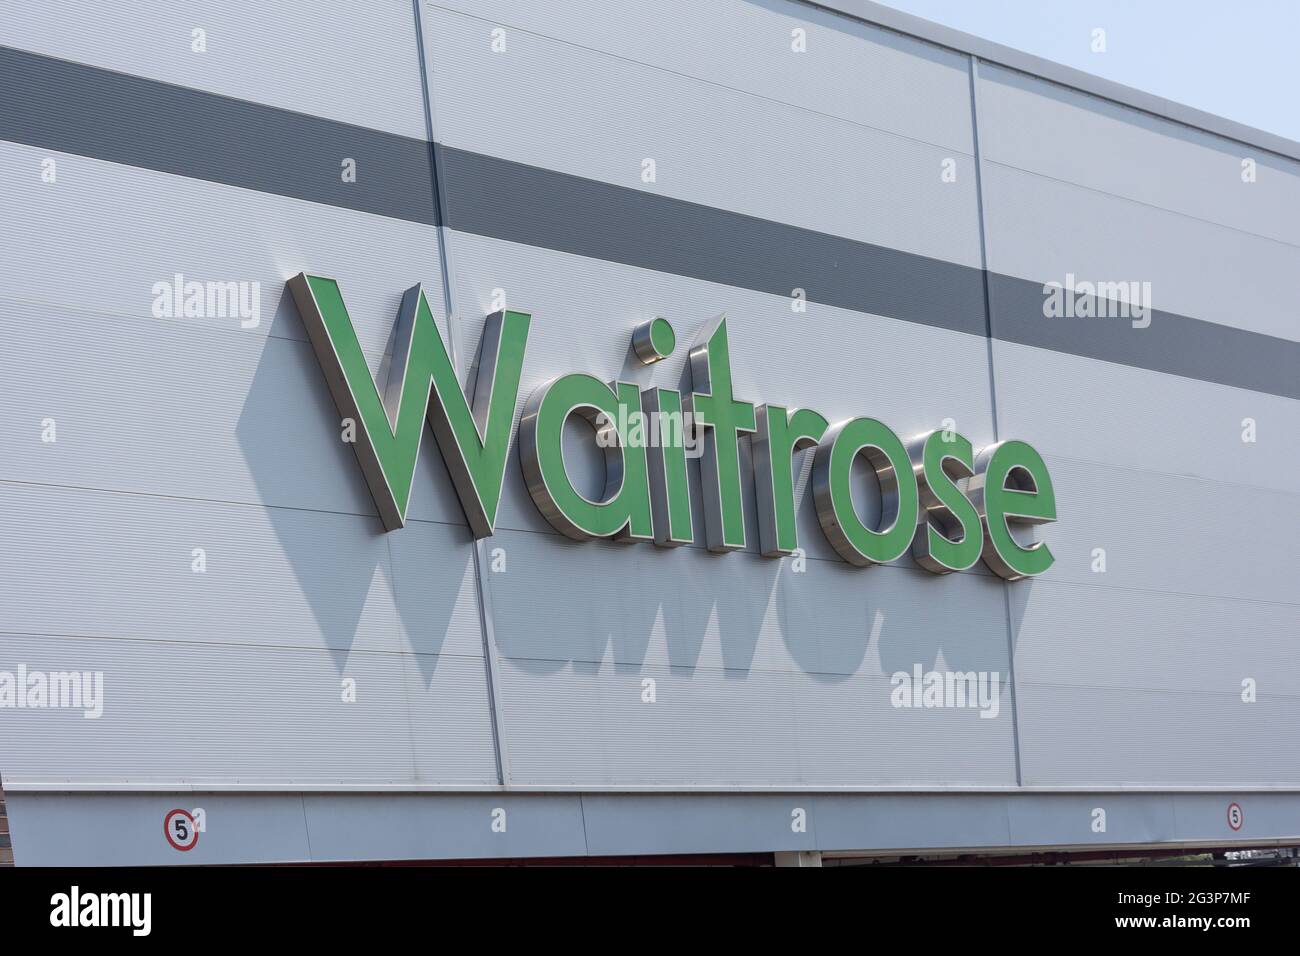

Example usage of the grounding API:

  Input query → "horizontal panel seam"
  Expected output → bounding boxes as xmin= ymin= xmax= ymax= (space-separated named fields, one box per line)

xmin=1016 ymin=679 xmax=1300 ymax=699
xmin=424 ymin=2 xmax=978 ymax=157
xmin=0 ymin=476 xmax=467 ymax=529
xmin=1039 ymin=454 xmax=1300 ymax=499
xmin=1009 ymin=575 xmax=1300 ymax=610
xmin=0 ymin=629 xmax=488 ymax=662
xmin=982 ymin=155 xmax=1300 ymax=253
xmin=493 ymin=658 xmax=1017 ymax=681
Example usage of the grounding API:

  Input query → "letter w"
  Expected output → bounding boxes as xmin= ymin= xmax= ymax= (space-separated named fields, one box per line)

xmin=288 ymin=274 xmax=530 ymax=537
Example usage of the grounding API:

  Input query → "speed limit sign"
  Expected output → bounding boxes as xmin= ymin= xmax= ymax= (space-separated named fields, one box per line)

xmin=164 ymin=808 xmax=199 ymax=851
xmin=1227 ymin=802 xmax=1244 ymax=832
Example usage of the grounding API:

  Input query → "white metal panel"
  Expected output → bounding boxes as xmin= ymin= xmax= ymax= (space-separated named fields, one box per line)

xmin=485 ymin=526 xmax=1014 ymax=788
xmin=422 ymin=6 xmax=983 ymax=267
xmin=1016 ymin=681 xmax=1300 ymax=786
xmin=0 ymin=633 xmax=498 ymax=787
xmin=10 ymin=793 xmax=315 ymax=865
xmin=0 ymin=0 xmax=429 ymax=137
xmin=990 ymin=340 xmax=1300 ymax=494
xmin=981 ymin=160 xmax=1300 ymax=341
xmin=15 ymin=789 xmax=1300 ymax=865
xmin=301 ymin=793 xmax=588 ymax=860
xmin=495 ymin=659 xmax=1016 ymax=788
xmin=0 ymin=301 xmax=466 ymax=527
xmin=0 ymin=482 xmax=486 ymax=660
xmin=389 ymin=519 xmax=489 ymax=664
xmin=1012 ymin=579 xmax=1300 ymax=697
xmin=485 ymin=528 xmax=1008 ymax=676
xmin=0 ymin=140 xmax=446 ymax=359
xmin=977 ymin=62 xmax=1300 ymax=247
xmin=423 ymin=0 xmax=977 ymax=152
xmin=1031 ymin=455 xmax=1298 ymax=606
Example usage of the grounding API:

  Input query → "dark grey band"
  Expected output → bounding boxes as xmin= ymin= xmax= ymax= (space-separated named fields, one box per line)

xmin=435 ymin=145 xmax=989 ymax=338
xmin=2 ymin=44 xmax=1296 ymax=399
xmin=437 ymin=145 xmax=1300 ymax=398
xmin=0 ymin=45 xmax=438 ymax=224
xmin=988 ymin=275 xmax=1299 ymax=400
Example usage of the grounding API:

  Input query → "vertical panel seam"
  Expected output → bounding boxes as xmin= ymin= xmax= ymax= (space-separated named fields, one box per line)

xmin=298 ymin=792 xmax=316 ymax=863
xmin=968 ymin=54 xmax=1024 ymax=788
xmin=578 ymin=793 xmax=592 ymax=856
xmin=385 ymin=534 xmax=424 ymax=785
xmin=411 ymin=0 xmax=511 ymax=788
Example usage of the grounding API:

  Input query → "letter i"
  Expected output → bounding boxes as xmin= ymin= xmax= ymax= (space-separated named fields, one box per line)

xmin=643 ymin=387 xmax=694 ymax=546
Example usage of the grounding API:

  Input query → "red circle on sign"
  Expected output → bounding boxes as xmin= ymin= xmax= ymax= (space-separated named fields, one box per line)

xmin=1227 ymin=802 xmax=1244 ymax=832
xmin=164 ymin=808 xmax=199 ymax=851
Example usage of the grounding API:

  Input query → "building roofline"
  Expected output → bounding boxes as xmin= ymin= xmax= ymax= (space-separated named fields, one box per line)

xmin=805 ymin=0 xmax=1300 ymax=163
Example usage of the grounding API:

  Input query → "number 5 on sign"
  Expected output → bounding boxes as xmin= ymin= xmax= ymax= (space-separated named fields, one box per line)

xmin=164 ymin=808 xmax=199 ymax=851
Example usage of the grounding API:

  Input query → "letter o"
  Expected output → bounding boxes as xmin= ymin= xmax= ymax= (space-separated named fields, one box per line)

xmin=812 ymin=418 xmax=919 ymax=566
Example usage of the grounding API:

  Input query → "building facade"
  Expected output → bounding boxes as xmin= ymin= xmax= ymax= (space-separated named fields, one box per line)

xmin=1 ymin=0 xmax=1297 ymax=864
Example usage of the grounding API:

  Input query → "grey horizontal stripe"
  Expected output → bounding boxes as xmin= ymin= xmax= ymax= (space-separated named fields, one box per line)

xmin=988 ymin=275 xmax=1300 ymax=399
xmin=2 ymin=44 xmax=1294 ymax=399
xmin=436 ymin=145 xmax=989 ymax=337
xmin=438 ymin=145 xmax=1300 ymax=400
xmin=0 ymin=45 xmax=438 ymax=224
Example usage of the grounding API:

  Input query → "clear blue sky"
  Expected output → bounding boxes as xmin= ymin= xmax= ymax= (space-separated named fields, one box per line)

xmin=876 ymin=0 xmax=1300 ymax=142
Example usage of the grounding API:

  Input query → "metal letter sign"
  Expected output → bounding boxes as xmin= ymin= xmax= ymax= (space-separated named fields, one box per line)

xmin=288 ymin=277 xmax=1057 ymax=580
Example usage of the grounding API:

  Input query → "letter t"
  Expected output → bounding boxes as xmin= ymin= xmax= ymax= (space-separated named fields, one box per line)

xmin=686 ymin=316 xmax=756 ymax=551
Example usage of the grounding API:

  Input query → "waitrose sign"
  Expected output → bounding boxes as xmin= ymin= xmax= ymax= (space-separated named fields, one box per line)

xmin=288 ymin=275 xmax=1057 ymax=581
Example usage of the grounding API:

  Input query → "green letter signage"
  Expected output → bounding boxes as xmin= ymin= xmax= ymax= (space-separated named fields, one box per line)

xmin=968 ymin=440 xmax=1058 ymax=580
xmin=813 ymin=418 xmax=920 ymax=567
xmin=685 ymin=317 xmax=756 ymax=552
xmin=752 ymin=405 xmax=827 ymax=557
xmin=290 ymin=278 xmax=1058 ymax=581
xmin=287 ymin=273 xmax=529 ymax=537
xmin=518 ymin=374 xmax=654 ymax=542
xmin=643 ymin=387 xmax=695 ymax=547
xmin=909 ymin=429 xmax=984 ymax=574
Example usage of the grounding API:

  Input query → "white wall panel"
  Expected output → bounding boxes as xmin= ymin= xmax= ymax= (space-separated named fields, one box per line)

xmin=497 ymin=659 xmax=1015 ymax=788
xmin=991 ymin=341 xmax=1300 ymax=493
xmin=0 ymin=482 xmax=486 ymax=660
xmin=1012 ymin=580 xmax=1300 ymax=697
xmin=486 ymin=528 xmax=1008 ymax=677
xmin=0 ymin=301 xmax=467 ymax=526
xmin=0 ymin=634 xmax=497 ymax=786
xmin=0 ymin=0 xmax=429 ymax=137
xmin=0 ymin=140 xmax=445 ymax=360
xmin=425 ymin=0 xmax=976 ymax=152
xmin=485 ymin=527 xmax=1014 ymax=787
xmin=977 ymin=48 xmax=1300 ymax=790
xmin=1016 ymin=682 xmax=1300 ymax=787
xmin=1032 ymin=456 xmax=1298 ymax=605
xmin=422 ymin=6 xmax=982 ymax=267
xmin=977 ymin=63 xmax=1300 ymax=247
xmin=981 ymin=160 xmax=1300 ymax=341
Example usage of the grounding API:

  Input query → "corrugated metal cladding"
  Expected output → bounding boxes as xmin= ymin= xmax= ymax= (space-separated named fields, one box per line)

xmin=0 ymin=0 xmax=1297 ymax=861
